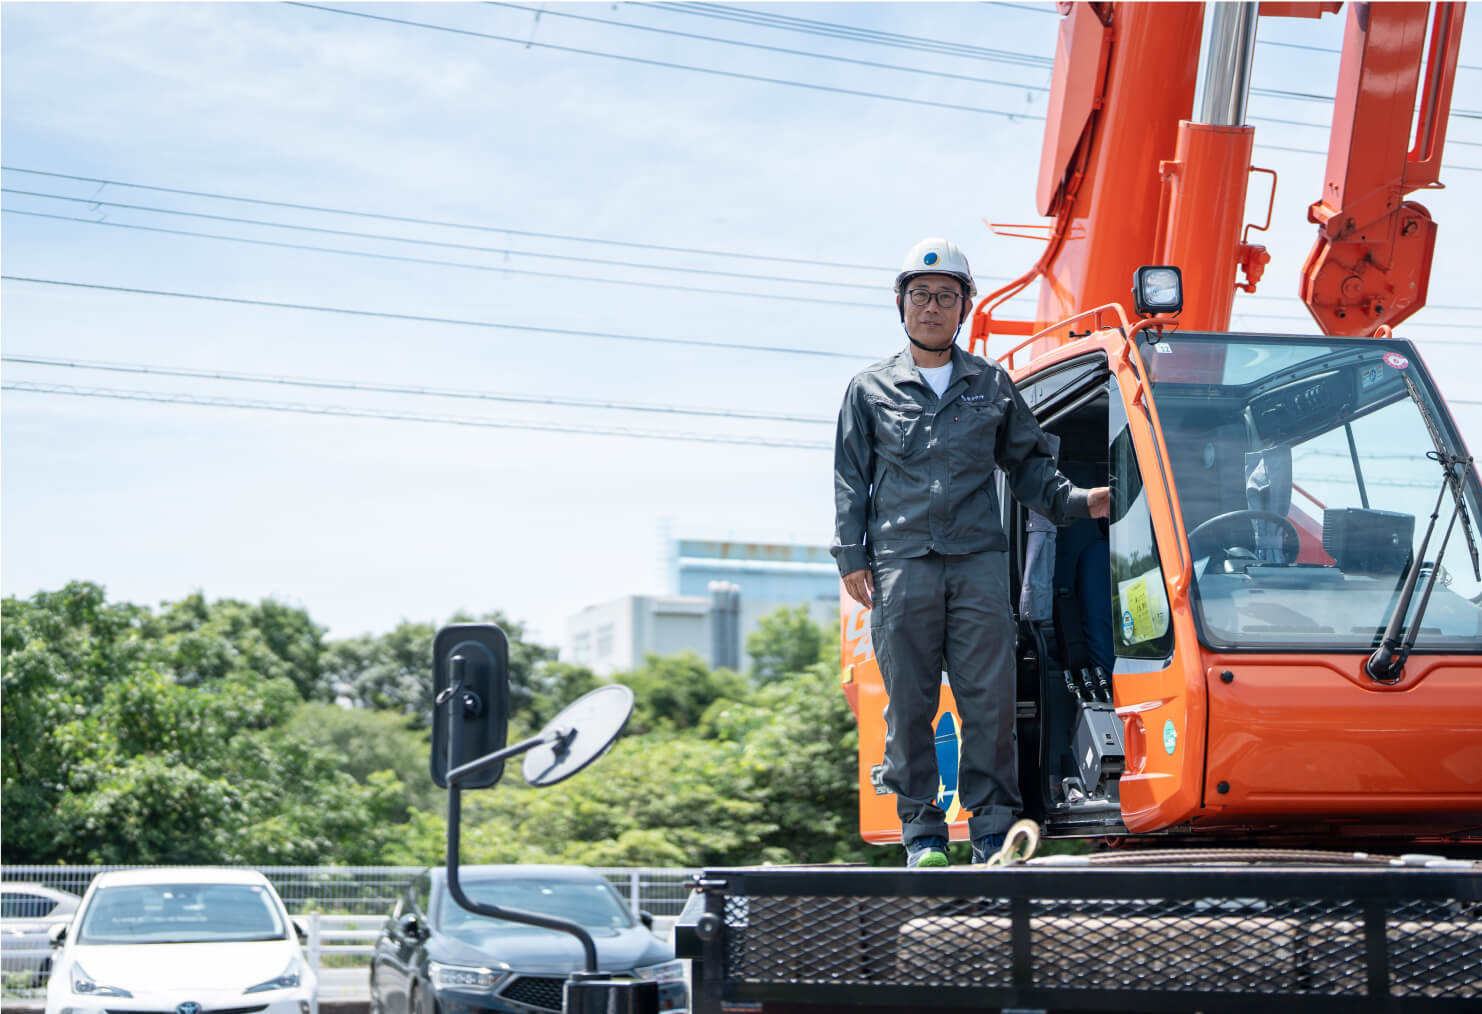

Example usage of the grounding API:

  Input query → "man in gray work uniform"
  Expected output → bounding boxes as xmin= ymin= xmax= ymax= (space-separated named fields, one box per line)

xmin=832 ymin=238 xmax=1109 ymax=867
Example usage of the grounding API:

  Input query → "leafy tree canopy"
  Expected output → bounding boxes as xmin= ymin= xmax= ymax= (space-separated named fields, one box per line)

xmin=4 ymin=586 xmax=891 ymax=868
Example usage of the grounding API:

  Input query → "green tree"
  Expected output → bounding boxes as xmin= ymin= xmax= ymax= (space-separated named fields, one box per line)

xmin=445 ymin=734 xmax=770 ymax=867
xmin=284 ymin=702 xmax=438 ymax=815
xmin=3 ymin=584 xmax=422 ymax=864
xmin=323 ymin=610 xmax=556 ymax=728
xmin=322 ymin=619 xmax=436 ymax=720
xmin=154 ymin=592 xmax=326 ymax=698
xmin=2 ymin=583 xmax=161 ymax=860
xmin=622 ymin=652 xmax=747 ymax=734
xmin=520 ymin=661 xmax=602 ymax=731
xmin=746 ymin=604 xmax=834 ymax=684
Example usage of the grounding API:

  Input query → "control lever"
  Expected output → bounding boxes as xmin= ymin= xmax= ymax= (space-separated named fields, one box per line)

xmin=1093 ymin=667 xmax=1113 ymax=703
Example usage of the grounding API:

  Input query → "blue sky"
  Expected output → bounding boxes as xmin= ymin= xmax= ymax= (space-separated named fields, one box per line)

xmin=3 ymin=2 xmax=1479 ymax=648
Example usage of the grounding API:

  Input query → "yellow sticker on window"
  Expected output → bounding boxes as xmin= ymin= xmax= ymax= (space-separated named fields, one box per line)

xmin=1117 ymin=572 xmax=1170 ymax=644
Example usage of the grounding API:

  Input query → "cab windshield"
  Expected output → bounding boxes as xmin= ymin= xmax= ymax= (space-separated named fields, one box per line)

xmin=1145 ymin=334 xmax=1482 ymax=653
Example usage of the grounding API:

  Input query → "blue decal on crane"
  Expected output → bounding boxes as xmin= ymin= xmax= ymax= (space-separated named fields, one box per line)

xmin=934 ymin=712 xmax=959 ymax=813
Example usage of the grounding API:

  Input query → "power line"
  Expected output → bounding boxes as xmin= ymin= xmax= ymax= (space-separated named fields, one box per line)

xmin=1245 ymin=113 xmax=1482 ymax=148
xmin=0 ymin=275 xmax=871 ymax=360
xmin=1 ymin=381 xmax=833 ymax=451
xmin=986 ymin=3 xmax=1057 ymax=14
xmin=635 ymin=1 xmax=1054 ymax=68
xmin=2 ymin=188 xmax=886 ymax=292
xmin=1228 ymin=313 xmax=1476 ymax=343
xmin=1248 ymin=142 xmax=1482 ymax=171
xmin=1255 ymin=36 xmax=1482 ymax=75
xmin=0 ymin=167 xmax=887 ymax=272
xmin=484 ymin=2 xmax=1053 ymax=93
xmin=1 ymin=355 xmax=835 ymax=425
xmin=288 ymin=3 xmax=1049 ymax=120
xmin=3 ymin=209 xmax=883 ymax=308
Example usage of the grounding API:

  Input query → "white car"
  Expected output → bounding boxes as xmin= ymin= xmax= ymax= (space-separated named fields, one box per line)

xmin=44 ymin=868 xmax=317 ymax=1014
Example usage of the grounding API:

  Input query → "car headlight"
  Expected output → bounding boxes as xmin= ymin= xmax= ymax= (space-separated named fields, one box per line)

xmin=634 ymin=960 xmax=688 ymax=1012
xmin=244 ymin=957 xmax=305 ymax=994
xmin=71 ymin=961 xmax=133 ymax=998
xmin=632 ymin=960 xmax=685 ymax=984
xmin=428 ymin=961 xmax=504 ymax=992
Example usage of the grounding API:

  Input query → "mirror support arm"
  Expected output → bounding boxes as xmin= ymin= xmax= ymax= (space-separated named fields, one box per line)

xmin=443 ymin=658 xmax=600 ymax=973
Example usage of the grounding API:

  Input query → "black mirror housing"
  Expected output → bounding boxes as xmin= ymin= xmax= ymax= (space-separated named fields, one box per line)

xmin=639 ymin=910 xmax=655 ymax=931
xmin=430 ymin=624 xmax=510 ymax=789
xmin=397 ymin=912 xmax=426 ymax=940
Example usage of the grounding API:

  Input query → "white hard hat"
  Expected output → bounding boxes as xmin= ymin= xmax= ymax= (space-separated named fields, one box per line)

xmin=894 ymin=238 xmax=977 ymax=299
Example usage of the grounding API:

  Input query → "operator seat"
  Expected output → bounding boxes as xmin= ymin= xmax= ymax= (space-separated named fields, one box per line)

xmin=1245 ymin=444 xmax=1293 ymax=563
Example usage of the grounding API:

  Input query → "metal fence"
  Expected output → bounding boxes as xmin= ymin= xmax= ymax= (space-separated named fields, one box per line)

xmin=1 ymin=864 xmax=700 ymax=1001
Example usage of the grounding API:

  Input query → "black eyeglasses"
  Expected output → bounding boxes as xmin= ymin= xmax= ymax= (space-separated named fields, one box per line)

xmin=906 ymin=288 xmax=961 ymax=308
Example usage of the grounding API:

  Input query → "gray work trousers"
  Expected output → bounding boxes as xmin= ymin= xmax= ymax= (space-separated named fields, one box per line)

xmin=871 ymin=550 xmax=1020 ymax=845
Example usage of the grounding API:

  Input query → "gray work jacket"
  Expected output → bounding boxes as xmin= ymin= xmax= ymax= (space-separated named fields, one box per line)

xmin=832 ymin=344 xmax=1090 ymax=576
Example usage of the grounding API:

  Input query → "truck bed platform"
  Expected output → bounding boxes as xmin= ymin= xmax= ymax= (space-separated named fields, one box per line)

xmin=675 ymin=858 xmax=1481 ymax=1013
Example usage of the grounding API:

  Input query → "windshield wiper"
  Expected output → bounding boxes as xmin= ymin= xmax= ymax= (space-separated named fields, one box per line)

xmin=1401 ymin=371 xmax=1481 ymax=581
xmin=1366 ymin=449 xmax=1476 ymax=683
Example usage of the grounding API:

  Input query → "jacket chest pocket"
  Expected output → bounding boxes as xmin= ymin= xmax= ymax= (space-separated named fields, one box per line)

xmin=951 ymin=400 xmax=1004 ymax=457
xmin=873 ymin=399 xmax=926 ymax=454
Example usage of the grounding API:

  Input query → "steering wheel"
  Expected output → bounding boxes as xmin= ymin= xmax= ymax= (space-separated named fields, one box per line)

xmin=1186 ymin=509 xmax=1300 ymax=565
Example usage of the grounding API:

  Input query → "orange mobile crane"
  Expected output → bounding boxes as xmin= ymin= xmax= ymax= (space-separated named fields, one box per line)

xmin=838 ymin=0 xmax=1482 ymax=852
xmin=679 ymin=5 xmax=1480 ymax=1012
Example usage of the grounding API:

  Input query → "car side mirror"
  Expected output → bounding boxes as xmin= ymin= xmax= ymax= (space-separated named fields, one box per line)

xmin=397 ymin=912 xmax=426 ymax=940
xmin=49 ymin=922 xmax=68 ymax=946
xmin=292 ymin=919 xmax=308 ymax=944
xmin=638 ymin=910 xmax=654 ymax=931
xmin=431 ymin=624 xmax=510 ymax=789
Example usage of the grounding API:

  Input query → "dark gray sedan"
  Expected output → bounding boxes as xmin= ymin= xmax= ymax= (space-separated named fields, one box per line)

xmin=369 ymin=866 xmax=686 ymax=1014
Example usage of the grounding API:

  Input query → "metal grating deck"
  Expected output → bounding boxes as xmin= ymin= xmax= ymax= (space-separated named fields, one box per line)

xmin=682 ymin=864 xmax=1482 ymax=1013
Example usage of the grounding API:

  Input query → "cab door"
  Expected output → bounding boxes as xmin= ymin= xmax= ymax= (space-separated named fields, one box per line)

xmin=1009 ymin=354 xmax=1127 ymax=837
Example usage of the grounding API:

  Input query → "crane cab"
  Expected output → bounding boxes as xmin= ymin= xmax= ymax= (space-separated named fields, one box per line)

xmin=841 ymin=313 xmax=1482 ymax=849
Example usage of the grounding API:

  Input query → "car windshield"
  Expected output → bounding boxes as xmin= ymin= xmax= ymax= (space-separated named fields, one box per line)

xmin=436 ymin=877 xmax=634 ymax=936
xmin=1145 ymin=334 xmax=1482 ymax=652
xmin=76 ymin=883 xmax=287 ymax=944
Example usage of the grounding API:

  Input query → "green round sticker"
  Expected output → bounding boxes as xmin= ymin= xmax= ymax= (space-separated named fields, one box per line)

xmin=1163 ymin=720 xmax=1177 ymax=755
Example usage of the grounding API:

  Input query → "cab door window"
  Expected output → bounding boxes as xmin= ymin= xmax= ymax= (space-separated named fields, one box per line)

xmin=1108 ymin=379 xmax=1174 ymax=660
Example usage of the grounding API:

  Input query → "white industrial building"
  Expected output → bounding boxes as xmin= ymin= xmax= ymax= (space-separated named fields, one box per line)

xmin=565 ymin=539 xmax=838 ymax=676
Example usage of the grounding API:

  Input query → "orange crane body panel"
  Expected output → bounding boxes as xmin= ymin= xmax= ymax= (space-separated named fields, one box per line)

xmin=1029 ymin=3 xmax=1204 ymax=354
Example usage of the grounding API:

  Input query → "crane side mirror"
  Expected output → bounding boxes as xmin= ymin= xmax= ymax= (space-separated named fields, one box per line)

xmin=430 ymin=624 xmax=510 ymax=789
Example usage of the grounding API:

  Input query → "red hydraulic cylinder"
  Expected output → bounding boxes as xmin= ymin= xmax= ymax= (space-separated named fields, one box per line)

xmin=1156 ymin=122 xmax=1256 ymax=332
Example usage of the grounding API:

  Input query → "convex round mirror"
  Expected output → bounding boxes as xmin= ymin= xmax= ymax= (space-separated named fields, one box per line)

xmin=523 ymin=684 xmax=634 ymax=787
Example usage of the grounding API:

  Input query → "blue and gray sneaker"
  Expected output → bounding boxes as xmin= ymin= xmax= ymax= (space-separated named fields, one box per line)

xmin=970 ymin=832 xmax=1006 ymax=865
xmin=905 ymin=836 xmax=950 ymax=868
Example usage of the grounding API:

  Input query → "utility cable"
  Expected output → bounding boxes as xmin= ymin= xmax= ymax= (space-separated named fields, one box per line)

xmin=1 ymin=189 xmax=885 ymax=292
xmin=0 ymin=382 xmax=833 ymax=451
xmin=1245 ymin=113 xmax=1482 ymax=148
xmin=288 ymin=3 xmax=1049 ymax=120
xmin=286 ymin=6 xmax=1479 ymax=158
xmin=485 ymin=2 xmax=1052 ymax=93
xmin=0 ymin=275 xmax=871 ymax=360
xmin=1249 ymin=142 xmax=1481 ymax=170
xmin=635 ymin=2 xmax=1054 ymax=68
xmin=1227 ymin=311 xmax=1482 ymax=338
xmin=1 ymin=355 xmax=835 ymax=425
xmin=0 ymin=167 xmax=887 ymax=272
xmin=3 ymin=209 xmax=882 ymax=308
xmin=1256 ymin=36 xmax=1481 ymax=74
